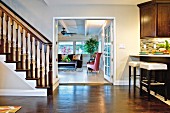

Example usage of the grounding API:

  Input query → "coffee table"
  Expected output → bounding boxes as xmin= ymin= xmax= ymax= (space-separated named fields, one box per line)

xmin=58 ymin=61 xmax=77 ymax=70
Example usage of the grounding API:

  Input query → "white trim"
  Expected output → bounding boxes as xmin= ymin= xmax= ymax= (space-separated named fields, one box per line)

xmin=114 ymin=79 xmax=140 ymax=85
xmin=53 ymin=78 xmax=60 ymax=91
xmin=53 ymin=18 xmax=58 ymax=78
xmin=114 ymin=80 xmax=129 ymax=85
xmin=0 ymin=89 xmax=47 ymax=96
xmin=113 ymin=18 xmax=117 ymax=85
xmin=54 ymin=17 xmax=116 ymax=84
xmin=54 ymin=17 xmax=115 ymax=20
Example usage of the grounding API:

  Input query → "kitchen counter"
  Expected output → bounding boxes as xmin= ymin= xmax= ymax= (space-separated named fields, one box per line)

xmin=130 ymin=54 xmax=170 ymax=99
xmin=130 ymin=54 xmax=170 ymax=57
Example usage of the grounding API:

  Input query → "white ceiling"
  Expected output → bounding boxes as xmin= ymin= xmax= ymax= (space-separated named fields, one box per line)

xmin=44 ymin=0 xmax=150 ymax=5
xmin=58 ymin=19 xmax=111 ymax=36
xmin=59 ymin=20 xmax=85 ymax=35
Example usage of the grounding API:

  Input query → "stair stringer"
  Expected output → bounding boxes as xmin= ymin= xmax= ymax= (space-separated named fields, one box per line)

xmin=0 ymin=55 xmax=47 ymax=96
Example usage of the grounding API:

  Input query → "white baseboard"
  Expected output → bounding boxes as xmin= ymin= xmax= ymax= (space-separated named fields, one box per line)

xmin=0 ymin=89 xmax=47 ymax=96
xmin=114 ymin=80 xmax=129 ymax=85
xmin=114 ymin=79 xmax=140 ymax=86
xmin=53 ymin=78 xmax=59 ymax=91
xmin=0 ymin=78 xmax=60 ymax=96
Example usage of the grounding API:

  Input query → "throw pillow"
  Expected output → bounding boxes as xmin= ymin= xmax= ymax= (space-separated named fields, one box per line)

xmin=61 ymin=55 xmax=68 ymax=61
xmin=61 ymin=55 xmax=71 ymax=62
xmin=72 ymin=54 xmax=81 ymax=60
xmin=65 ymin=57 xmax=71 ymax=62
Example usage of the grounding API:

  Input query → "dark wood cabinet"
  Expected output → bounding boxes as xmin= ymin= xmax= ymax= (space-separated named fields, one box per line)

xmin=138 ymin=1 xmax=170 ymax=38
xmin=157 ymin=4 xmax=170 ymax=37
xmin=140 ymin=3 xmax=156 ymax=38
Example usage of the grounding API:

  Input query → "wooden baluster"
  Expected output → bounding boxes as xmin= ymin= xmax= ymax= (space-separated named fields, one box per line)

xmin=44 ymin=44 xmax=47 ymax=86
xmin=39 ymin=42 xmax=43 ymax=86
xmin=6 ymin=19 xmax=14 ymax=61
xmin=30 ymin=35 xmax=33 ymax=78
xmin=25 ymin=32 xmax=29 ymax=69
xmin=0 ymin=11 xmax=4 ymax=53
xmin=25 ymin=31 xmax=29 ymax=78
xmin=20 ymin=28 xmax=23 ymax=69
xmin=48 ymin=44 xmax=53 ymax=95
xmin=10 ymin=20 xmax=14 ymax=61
xmin=35 ymin=39 xmax=38 ymax=78
xmin=5 ymin=14 xmax=9 ymax=53
xmin=15 ymin=24 xmax=19 ymax=61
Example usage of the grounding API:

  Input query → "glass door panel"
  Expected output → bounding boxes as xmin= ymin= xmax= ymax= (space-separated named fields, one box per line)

xmin=104 ymin=22 xmax=113 ymax=83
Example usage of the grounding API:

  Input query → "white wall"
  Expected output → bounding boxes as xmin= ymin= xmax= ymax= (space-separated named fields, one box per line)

xmin=2 ymin=0 xmax=140 ymax=84
xmin=0 ymin=62 xmax=33 ymax=89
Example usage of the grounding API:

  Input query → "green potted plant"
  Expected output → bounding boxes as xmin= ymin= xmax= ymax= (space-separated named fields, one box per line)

xmin=158 ymin=40 xmax=170 ymax=54
xmin=84 ymin=38 xmax=99 ymax=59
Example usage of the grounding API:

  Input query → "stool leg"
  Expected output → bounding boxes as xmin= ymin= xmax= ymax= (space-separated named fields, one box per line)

xmin=165 ymin=70 xmax=167 ymax=101
xmin=140 ymin=68 xmax=143 ymax=96
xmin=134 ymin=67 xmax=136 ymax=95
xmin=154 ymin=71 xmax=157 ymax=95
xmin=129 ymin=66 xmax=131 ymax=93
xmin=147 ymin=70 xmax=151 ymax=101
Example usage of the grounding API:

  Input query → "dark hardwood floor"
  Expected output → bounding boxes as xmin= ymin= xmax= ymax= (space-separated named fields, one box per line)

xmin=0 ymin=85 xmax=170 ymax=113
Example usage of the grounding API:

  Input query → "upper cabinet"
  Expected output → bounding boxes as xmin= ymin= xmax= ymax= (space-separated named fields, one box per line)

xmin=157 ymin=4 xmax=170 ymax=37
xmin=138 ymin=1 xmax=170 ymax=38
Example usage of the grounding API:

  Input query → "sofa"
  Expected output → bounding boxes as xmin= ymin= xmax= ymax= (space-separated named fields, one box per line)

xmin=58 ymin=54 xmax=83 ymax=68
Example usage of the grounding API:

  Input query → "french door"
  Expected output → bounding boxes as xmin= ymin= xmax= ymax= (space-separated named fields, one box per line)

xmin=104 ymin=20 xmax=114 ymax=83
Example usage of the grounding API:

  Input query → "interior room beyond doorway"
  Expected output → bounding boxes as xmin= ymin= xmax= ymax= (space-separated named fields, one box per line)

xmin=55 ymin=18 xmax=114 ymax=84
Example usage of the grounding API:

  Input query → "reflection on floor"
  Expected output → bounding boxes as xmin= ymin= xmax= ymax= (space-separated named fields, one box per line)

xmin=1 ymin=86 xmax=170 ymax=113
xmin=58 ymin=67 xmax=109 ymax=84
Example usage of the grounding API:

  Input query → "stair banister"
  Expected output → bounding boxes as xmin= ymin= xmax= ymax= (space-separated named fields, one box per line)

xmin=0 ymin=1 xmax=54 ymax=95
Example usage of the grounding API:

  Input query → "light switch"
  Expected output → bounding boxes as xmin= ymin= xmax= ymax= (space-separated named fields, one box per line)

xmin=119 ymin=44 xmax=125 ymax=49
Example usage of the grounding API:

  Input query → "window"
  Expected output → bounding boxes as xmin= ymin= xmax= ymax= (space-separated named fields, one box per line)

xmin=76 ymin=42 xmax=88 ymax=54
xmin=58 ymin=42 xmax=73 ymax=54
xmin=58 ymin=41 xmax=95 ymax=54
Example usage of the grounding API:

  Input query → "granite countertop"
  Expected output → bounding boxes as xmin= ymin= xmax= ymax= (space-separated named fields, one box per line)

xmin=130 ymin=54 xmax=170 ymax=57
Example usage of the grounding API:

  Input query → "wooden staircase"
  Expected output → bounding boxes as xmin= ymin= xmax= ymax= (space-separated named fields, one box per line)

xmin=0 ymin=1 xmax=53 ymax=95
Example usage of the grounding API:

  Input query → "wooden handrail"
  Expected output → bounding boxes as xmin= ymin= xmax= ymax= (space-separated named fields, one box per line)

xmin=0 ymin=1 xmax=52 ymax=44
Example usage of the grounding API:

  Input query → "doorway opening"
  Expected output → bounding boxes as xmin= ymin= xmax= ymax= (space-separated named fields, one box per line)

xmin=53 ymin=17 xmax=116 ymax=85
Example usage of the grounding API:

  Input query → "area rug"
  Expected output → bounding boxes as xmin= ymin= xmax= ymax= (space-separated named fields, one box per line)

xmin=0 ymin=106 xmax=21 ymax=113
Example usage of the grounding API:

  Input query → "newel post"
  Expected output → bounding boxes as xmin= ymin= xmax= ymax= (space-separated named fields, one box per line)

xmin=48 ymin=44 xmax=53 ymax=95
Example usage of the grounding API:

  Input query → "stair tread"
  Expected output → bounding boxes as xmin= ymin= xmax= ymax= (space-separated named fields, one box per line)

xmin=26 ymin=78 xmax=39 ymax=80
xmin=15 ymin=69 xmax=30 ymax=71
xmin=0 ymin=52 xmax=11 ymax=55
xmin=5 ymin=60 xmax=21 ymax=63
xmin=36 ymin=86 xmax=50 ymax=89
xmin=4 ymin=61 xmax=21 ymax=63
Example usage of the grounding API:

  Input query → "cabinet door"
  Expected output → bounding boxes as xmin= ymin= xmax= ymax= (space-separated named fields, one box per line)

xmin=140 ymin=4 xmax=156 ymax=38
xmin=157 ymin=4 xmax=170 ymax=37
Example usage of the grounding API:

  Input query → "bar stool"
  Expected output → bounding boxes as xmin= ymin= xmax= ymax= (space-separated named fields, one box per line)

xmin=140 ymin=62 xmax=167 ymax=101
xmin=128 ymin=61 xmax=141 ymax=94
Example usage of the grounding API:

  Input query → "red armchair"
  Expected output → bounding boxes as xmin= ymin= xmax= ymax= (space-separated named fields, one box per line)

xmin=87 ymin=53 xmax=102 ymax=73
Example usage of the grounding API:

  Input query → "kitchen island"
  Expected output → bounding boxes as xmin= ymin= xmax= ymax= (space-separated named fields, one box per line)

xmin=130 ymin=54 xmax=170 ymax=99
